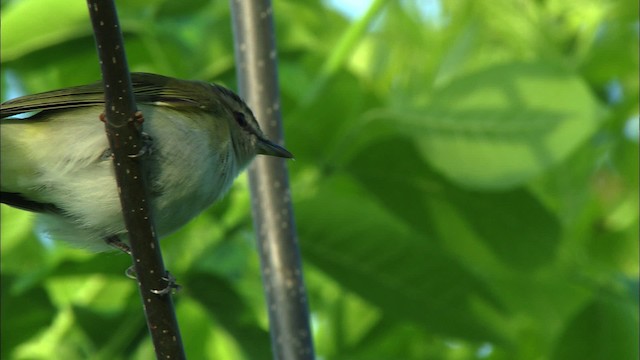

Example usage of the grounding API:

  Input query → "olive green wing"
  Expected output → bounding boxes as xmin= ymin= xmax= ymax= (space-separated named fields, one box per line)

xmin=0 ymin=73 xmax=215 ymax=119
xmin=0 ymin=81 xmax=105 ymax=118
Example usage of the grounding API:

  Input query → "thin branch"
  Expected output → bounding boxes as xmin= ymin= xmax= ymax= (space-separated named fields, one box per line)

xmin=230 ymin=1 xmax=315 ymax=359
xmin=85 ymin=1 xmax=185 ymax=359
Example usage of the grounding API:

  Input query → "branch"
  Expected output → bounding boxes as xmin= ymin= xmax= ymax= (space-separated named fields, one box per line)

xmin=230 ymin=1 xmax=315 ymax=359
xmin=85 ymin=1 xmax=185 ymax=358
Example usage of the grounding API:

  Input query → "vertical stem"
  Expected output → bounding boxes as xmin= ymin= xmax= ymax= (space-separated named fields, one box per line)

xmin=230 ymin=1 xmax=315 ymax=359
xmin=86 ymin=1 xmax=185 ymax=359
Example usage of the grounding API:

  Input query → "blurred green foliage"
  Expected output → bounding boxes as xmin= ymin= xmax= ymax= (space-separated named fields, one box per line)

xmin=1 ymin=0 xmax=638 ymax=359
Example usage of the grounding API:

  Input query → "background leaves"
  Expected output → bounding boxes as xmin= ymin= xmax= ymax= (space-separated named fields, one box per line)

xmin=1 ymin=0 xmax=638 ymax=359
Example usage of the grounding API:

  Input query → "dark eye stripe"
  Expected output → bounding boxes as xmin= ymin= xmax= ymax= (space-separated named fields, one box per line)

xmin=234 ymin=111 xmax=249 ymax=129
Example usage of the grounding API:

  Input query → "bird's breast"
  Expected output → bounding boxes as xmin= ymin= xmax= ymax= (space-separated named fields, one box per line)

xmin=141 ymin=105 xmax=239 ymax=236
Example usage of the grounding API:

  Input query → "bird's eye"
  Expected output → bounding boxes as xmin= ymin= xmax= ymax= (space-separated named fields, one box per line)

xmin=234 ymin=111 xmax=249 ymax=129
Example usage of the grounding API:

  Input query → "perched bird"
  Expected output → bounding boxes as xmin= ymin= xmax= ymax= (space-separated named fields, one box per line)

xmin=1 ymin=73 xmax=293 ymax=251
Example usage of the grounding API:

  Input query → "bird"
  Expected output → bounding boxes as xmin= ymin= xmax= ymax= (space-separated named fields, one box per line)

xmin=1 ymin=72 xmax=293 ymax=251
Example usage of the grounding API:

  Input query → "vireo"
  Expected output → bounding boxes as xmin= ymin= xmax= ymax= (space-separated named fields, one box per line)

xmin=1 ymin=73 xmax=293 ymax=251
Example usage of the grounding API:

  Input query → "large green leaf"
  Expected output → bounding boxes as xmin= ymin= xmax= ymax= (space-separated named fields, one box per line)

xmin=1 ymin=275 xmax=56 ymax=359
xmin=296 ymin=175 xmax=504 ymax=342
xmin=183 ymin=271 xmax=271 ymax=360
xmin=551 ymin=295 xmax=639 ymax=360
xmin=1 ymin=0 xmax=90 ymax=62
xmin=347 ymin=136 xmax=561 ymax=271
xmin=395 ymin=61 xmax=603 ymax=189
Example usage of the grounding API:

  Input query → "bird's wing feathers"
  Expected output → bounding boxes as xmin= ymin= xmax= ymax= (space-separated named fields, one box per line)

xmin=0 ymin=73 xmax=215 ymax=119
xmin=132 ymin=73 xmax=216 ymax=109
xmin=0 ymin=192 xmax=62 ymax=214
xmin=0 ymin=83 xmax=105 ymax=118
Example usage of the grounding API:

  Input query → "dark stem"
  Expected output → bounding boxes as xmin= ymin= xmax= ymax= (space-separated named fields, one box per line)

xmin=85 ymin=1 xmax=185 ymax=359
xmin=230 ymin=1 xmax=316 ymax=359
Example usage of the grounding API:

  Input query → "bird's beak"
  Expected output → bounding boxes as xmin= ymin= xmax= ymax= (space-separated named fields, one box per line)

xmin=257 ymin=138 xmax=294 ymax=159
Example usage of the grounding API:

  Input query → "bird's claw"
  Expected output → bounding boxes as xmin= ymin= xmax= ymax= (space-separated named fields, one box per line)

xmin=128 ymin=132 xmax=153 ymax=159
xmin=150 ymin=272 xmax=182 ymax=295
xmin=125 ymin=266 xmax=181 ymax=295
xmin=125 ymin=265 xmax=137 ymax=279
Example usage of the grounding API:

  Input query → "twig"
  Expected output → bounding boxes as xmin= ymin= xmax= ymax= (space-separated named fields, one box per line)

xmin=230 ymin=1 xmax=316 ymax=359
xmin=85 ymin=1 xmax=186 ymax=358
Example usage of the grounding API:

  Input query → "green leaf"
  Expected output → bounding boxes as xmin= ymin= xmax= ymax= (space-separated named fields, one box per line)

xmin=347 ymin=136 xmax=561 ymax=271
xmin=395 ymin=61 xmax=603 ymax=189
xmin=1 ymin=0 xmax=91 ymax=62
xmin=184 ymin=271 xmax=271 ymax=360
xmin=1 ymin=275 xmax=56 ymax=359
xmin=448 ymin=189 xmax=561 ymax=271
xmin=552 ymin=296 xmax=639 ymax=360
xmin=72 ymin=305 xmax=146 ymax=355
xmin=296 ymin=174 xmax=504 ymax=342
xmin=285 ymin=71 xmax=381 ymax=167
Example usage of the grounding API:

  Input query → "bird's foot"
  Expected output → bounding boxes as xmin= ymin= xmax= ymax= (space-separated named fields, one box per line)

xmin=105 ymin=236 xmax=132 ymax=255
xmin=125 ymin=266 xmax=182 ymax=295
xmin=128 ymin=132 xmax=153 ymax=159
xmin=150 ymin=271 xmax=182 ymax=295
